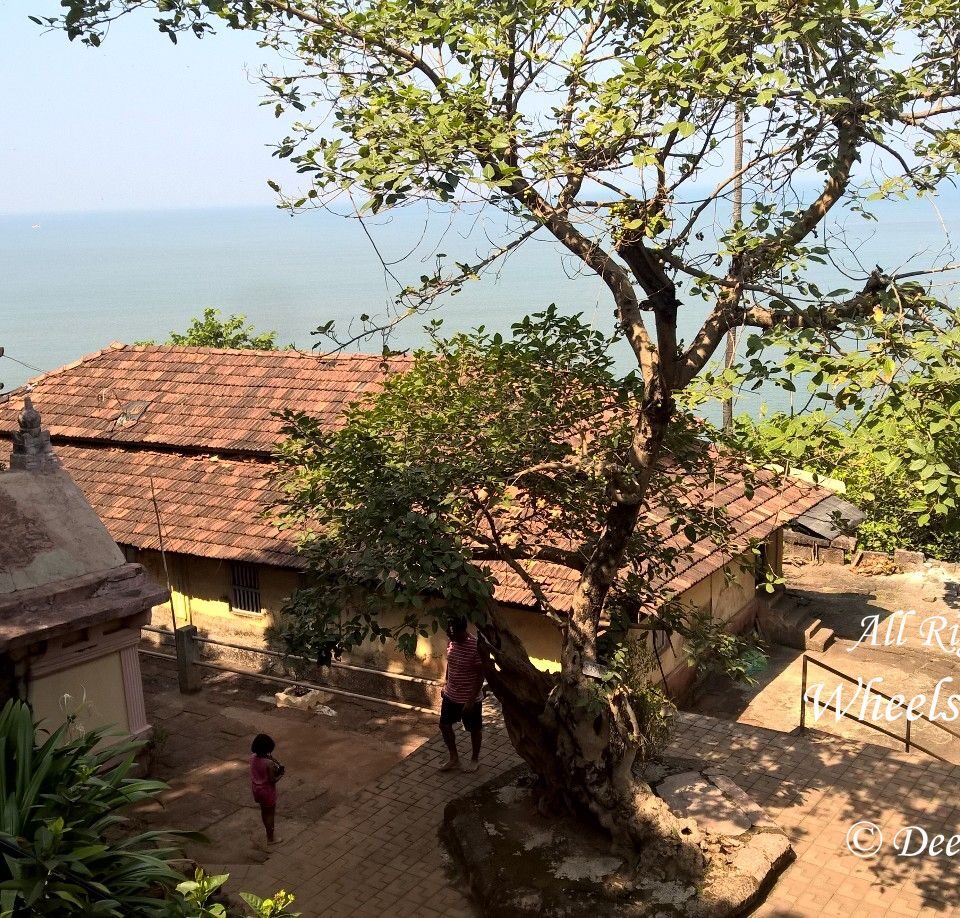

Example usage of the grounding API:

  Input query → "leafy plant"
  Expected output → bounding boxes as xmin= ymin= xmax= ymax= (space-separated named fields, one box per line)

xmin=176 ymin=869 xmax=300 ymax=918
xmin=238 ymin=890 xmax=300 ymax=917
xmin=0 ymin=703 xmax=303 ymax=917
xmin=679 ymin=609 xmax=767 ymax=689
xmin=0 ymin=700 xmax=186 ymax=917
xmin=176 ymin=869 xmax=231 ymax=918
xmin=138 ymin=309 xmax=286 ymax=350
xmin=597 ymin=641 xmax=676 ymax=761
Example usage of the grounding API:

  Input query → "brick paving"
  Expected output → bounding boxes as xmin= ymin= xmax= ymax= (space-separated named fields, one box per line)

xmin=210 ymin=710 xmax=960 ymax=918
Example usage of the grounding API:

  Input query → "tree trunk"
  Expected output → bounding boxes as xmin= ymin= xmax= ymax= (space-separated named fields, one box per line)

xmin=478 ymin=398 xmax=708 ymax=878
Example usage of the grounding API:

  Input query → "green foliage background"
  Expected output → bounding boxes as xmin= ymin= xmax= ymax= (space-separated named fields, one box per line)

xmin=138 ymin=309 xmax=285 ymax=351
xmin=725 ymin=309 xmax=960 ymax=560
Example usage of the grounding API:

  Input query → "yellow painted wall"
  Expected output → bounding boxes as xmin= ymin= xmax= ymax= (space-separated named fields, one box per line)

xmin=177 ymin=554 xmax=232 ymax=621
xmin=768 ymin=529 xmax=784 ymax=578
xmin=337 ymin=605 xmax=564 ymax=678
xmin=501 ymin=607 xmax=562 ymax=673
xmin=29 ymin=652 xmax=128 ymax=738
xmin=135 ymin=549 xmax=182 ymax=628
xmin=631 ymin=551 xmax=760 ymax=692
xmin=135 ymin=549 xmax=300 ymax=643
xmin=261 ymin=567 xmax=301 ymax=627
xmin=127 ymin=535 xmax=771 ymax=692
xmin=710 ymin=560 xmax=755 ymax=623
xmin=336 ymin=606 xmax=448 ymax=678
xmin=682 ymin=578 xmax=712 ymax=615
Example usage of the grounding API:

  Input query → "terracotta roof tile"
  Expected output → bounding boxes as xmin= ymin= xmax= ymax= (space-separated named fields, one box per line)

xmin=486 ymin=468 xmax=829 ymax=612
xmin=0 ymin=345 xmax=410 ymax=455
xmin=0 ymin=441 xmax=304 ymax=570
xmin=0 ymin=345 xmax=835 ymax=612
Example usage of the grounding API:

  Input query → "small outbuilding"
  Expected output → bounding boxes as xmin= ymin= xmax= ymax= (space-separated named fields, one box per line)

xmin=788 ymin=492 xmax=865 ymax=544
xmin=0 ymin=399 xmax=166 ymax=739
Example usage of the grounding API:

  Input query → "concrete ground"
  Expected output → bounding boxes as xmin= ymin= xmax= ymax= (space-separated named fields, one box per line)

xmin=689 ymin=559 xmax=960 ymax=760
xmin=162 ymin=706 xmax=960 ymax=918
xmin=131 ymin=658 xmax=436 ymax=866
xmin=134 ymin=649 xmax=960 ymax=917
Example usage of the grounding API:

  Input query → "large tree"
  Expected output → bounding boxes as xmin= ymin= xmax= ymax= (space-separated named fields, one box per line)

xmin=51 ymin=0 xmax=960 ymax=874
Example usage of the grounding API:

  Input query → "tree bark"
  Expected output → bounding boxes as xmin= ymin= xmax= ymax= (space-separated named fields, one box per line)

xmin=477 ymin=397 xmax=707 ymax=877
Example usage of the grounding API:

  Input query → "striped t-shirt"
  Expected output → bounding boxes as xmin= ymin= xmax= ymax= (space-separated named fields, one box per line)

xmin=443 ymin=634 xmax=484 ymax=704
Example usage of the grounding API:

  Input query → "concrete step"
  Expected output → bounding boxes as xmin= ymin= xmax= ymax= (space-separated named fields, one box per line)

xmin=803 ymin=617 xmax=835 ymax=653
xmin=757 ymin=598 xmax=835 ymax=652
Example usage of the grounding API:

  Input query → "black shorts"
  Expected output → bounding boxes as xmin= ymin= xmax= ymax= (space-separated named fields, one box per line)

xmin=440 ymin=694 xmax=482 ymax=732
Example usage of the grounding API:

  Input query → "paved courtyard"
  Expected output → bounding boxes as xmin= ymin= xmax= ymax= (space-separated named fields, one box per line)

xmin=691 ymin=560 xmax=960 ymax=760
xmin=156 ymin=688 xmax=960 ymax=918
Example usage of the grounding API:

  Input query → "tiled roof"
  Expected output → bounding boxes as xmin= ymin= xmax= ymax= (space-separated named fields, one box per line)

xmin=0 ymin=345 xmax=834 ymax=611
xmin=487 ymin=469 xmax=829 ymax=612
xmin=1 ymin=432 xmax=827 ymax=610
xmin=0 ymin=442 xmax=304 ymax=571
xmin=0 ymin=444 xmax=826 ymax=611
xmin=0 ymin=344 xmax=410 ymax=455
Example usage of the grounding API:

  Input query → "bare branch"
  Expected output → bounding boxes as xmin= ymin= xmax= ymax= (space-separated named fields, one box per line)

xmin=899 ymin=101 xmax=960 ymax=125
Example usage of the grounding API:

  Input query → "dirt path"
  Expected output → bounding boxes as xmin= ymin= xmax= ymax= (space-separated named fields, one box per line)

xmin=130 ymin=658 xmax=436 ymax=867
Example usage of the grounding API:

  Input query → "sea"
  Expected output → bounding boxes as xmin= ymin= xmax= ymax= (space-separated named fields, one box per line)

xmin=2 ymin=196 xmax=959 ymax=420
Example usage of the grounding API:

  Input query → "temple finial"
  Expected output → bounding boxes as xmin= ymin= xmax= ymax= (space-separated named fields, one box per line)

xmin=10 ymin=398 xmax=58 ymax=472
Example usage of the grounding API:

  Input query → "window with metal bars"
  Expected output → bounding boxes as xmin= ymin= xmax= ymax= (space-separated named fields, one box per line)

xmin=231 ymin=563 xmax=262 ymax=614
xmin=651 ymin=628 xmax=671 ymax=655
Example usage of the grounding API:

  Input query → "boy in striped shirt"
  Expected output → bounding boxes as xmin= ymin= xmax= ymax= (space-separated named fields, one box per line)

xmin=439 ymin=616 xmax=485 ymax=772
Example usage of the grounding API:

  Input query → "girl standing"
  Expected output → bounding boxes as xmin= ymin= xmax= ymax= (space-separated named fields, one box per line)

xmin=250 ymin=733 xmax=284 ymax=844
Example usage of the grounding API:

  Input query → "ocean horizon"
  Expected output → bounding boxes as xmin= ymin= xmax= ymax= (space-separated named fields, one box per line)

xmin=2 ymin=198 xmax=958 ymax=419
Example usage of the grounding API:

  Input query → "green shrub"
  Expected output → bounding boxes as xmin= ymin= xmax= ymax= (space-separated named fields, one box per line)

xmin=0 ymin=700 xmax=185 ymax=916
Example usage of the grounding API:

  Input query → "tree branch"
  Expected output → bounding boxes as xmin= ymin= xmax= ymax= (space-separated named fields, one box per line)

xmin=675 ymin=268 xmax=893 ymax=387
xmin=745 ymin=111 xmax=861 ymax=278
xmin=506 ymin=176 xmax=658 ymax=386
xmin=267 ymin=0 xmax=445 ymax=90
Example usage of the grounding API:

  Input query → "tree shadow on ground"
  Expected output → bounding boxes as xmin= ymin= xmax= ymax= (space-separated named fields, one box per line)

xmin=672 ymin=713 xmax=960 ymax=914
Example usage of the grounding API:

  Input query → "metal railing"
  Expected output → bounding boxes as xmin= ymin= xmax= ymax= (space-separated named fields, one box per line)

xmin=143 ymin=625 xmax=174 ymax=638
xmin=141 ymin=625 xmax=441 ymax=686
xmin=799 ymin=655 xmax=960 ymax=762
xmin=192 ymin=633 xmax=442 ymax=687
xmin=139 ymin=624 xmax=441 ymax=715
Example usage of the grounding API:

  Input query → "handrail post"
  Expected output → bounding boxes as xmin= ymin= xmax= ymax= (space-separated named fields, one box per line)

xmin=800 ymin=655 xmax=808 ymax=732
xmin=799 ymin=653 xmax=957 ymax=760
xmin=175 ymin=625 xmax=202 ymax=695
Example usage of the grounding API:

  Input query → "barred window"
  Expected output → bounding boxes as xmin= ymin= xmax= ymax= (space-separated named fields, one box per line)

xmin=231 ymin=563 xmax=262 ymax=614
xmin=651 ymin=629 xmax=671 ymax=655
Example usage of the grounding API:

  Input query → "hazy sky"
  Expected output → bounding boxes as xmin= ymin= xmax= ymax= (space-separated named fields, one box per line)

xmin=1 ymin=3 xmax=293 ymax=215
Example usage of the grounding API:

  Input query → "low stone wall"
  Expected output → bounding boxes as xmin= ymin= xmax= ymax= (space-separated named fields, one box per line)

xmin=784 ymin=531 xmax=930 ymax=571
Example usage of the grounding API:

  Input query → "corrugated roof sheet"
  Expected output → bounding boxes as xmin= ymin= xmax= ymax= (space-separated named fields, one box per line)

xmin=791 ymin=493 xmax=865 ymax=541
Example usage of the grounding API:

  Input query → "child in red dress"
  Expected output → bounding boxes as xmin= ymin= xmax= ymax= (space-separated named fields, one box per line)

xmin=250 ymin=733 xmax=285 ymax=844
